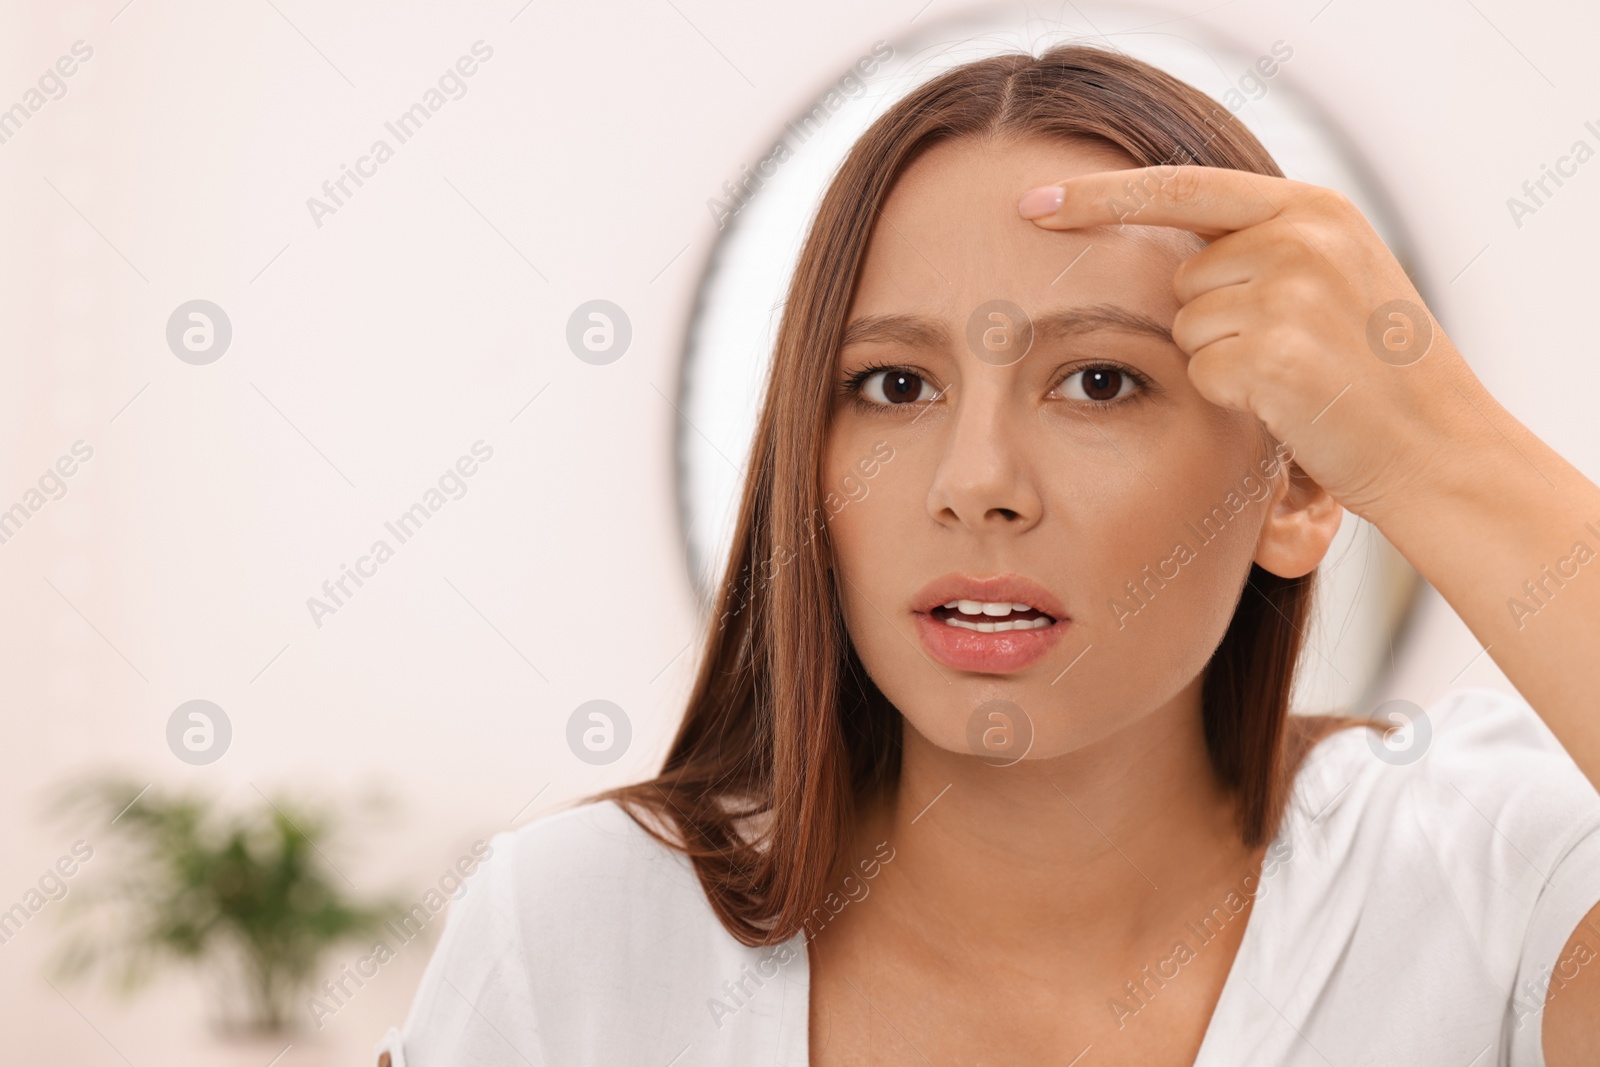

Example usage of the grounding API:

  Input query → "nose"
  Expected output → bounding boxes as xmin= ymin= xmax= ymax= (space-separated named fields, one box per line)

xmin=925 ymin=375 xmax=1044 ymax=534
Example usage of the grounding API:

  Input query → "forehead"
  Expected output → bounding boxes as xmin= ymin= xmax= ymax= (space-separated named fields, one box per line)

xmin=850 ymin=135 xmax=1201 ymax=323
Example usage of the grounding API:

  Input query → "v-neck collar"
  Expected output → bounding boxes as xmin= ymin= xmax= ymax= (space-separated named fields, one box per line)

xmin=783 ymin=826 xmax=1287 ymax=1067
xmin=781 ymin=728 xmax=1363 ymax=1066
xmin=1189 ymin=722 xmax=1366 ymax=1064
xmin=1185 ymin=825 xmax=1287 ymax=1064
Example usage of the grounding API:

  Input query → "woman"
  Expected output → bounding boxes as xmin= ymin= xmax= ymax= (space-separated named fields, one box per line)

xmin=378 ymin=42 xmax=1600 ymax=1065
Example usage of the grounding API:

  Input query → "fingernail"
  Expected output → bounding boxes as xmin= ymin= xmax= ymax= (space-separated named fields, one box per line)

xmin=1018 ymin=185 xmax=1065 ymax=219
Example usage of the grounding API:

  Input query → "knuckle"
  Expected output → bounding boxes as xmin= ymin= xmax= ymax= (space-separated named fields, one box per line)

xmin=1259 ymin=318 xmax=1303 ymax=359
xmin=1284 ymin=272 xmax=1324 ymax=310
xmin=1311 ymin=184 xmax=1356 ymax=219
xmin=1166 ymin=165 xmax=1206 ymax=206
xmin=1170 ymin=302 xmax=1199 ymax=350
xmin=1172 ymin=254 xmax=1201 ymax=299
xmin=1259 ymin=249 xmax=1323 ymax=304
xmin=1186 ymin=344 xmax=1223 ymax=388
xmin=1274 ymin=225 xmax=1321 ymax=269
xmin=1194 ymin=352 xmax=1252 ymax=410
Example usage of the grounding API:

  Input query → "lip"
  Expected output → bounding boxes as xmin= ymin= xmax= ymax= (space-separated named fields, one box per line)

xmin=911 ymin=572 xmax=1071 ymax=674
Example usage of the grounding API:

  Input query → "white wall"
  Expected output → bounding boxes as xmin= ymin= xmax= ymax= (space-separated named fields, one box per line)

xmin=1 ymin=0 xmax=1594 ymax=1062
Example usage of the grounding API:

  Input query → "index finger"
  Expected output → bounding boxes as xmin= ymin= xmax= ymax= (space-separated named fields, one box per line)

xmin=1016 ymin=165 xmax=1306 ymax=241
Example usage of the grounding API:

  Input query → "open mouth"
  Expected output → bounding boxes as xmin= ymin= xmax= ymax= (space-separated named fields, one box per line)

xmin=930 ymin=600 xmax=1057 ymax=633
xmin=912 ymin=575 xmax=1070 ymax=672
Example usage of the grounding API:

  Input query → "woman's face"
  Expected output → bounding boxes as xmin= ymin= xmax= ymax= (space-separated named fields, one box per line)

xmin=824 ymin=134 xmax=1300 ymax=762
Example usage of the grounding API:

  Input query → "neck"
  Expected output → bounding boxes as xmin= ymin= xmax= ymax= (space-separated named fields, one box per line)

xmin=846 ymin=678 xmax=1265 ymax=962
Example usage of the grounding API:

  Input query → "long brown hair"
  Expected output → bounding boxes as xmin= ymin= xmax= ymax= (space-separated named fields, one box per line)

xmin=592 ymin=41 xmax=1371 ymax=947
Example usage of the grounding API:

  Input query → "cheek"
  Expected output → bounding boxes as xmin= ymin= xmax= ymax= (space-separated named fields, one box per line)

xmin=1014 ymin=436 xmax=1269 ymax=745
xmin=1063 ymin=453 xmax=1271 ymax=695
xmin=825 ymin=444 xmax=916 ymax=604
xmin=822 ymin=439 xmax=934 ymax=683
xmin=1080 ymin=483 xmax=1264 ymax=605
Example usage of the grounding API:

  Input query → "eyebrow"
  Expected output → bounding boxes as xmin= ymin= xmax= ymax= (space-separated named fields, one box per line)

xmin=838 ymin=304 xmax=1175 ymax=351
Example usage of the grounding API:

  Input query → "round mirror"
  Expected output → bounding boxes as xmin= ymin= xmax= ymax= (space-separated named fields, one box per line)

xmin=675 ymin=7 xmax=1422 ymax=716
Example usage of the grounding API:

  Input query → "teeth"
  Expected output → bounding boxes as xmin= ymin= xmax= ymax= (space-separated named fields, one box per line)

xmin=941 ymin=616 xmax=1052 ymax=632
xmin=946 ymin=599 xmax=1039 ymax=616
xmin=932 ymin=595 xmax=1057 ymax=628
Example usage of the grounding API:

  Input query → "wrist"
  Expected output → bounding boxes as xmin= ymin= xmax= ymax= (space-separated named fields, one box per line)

xmin=1362 ymin=371 xmax=1598 ymax=582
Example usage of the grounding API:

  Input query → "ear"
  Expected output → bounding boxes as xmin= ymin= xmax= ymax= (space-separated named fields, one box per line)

xmin=1253 ymin=456 xmax=1343 ymax=579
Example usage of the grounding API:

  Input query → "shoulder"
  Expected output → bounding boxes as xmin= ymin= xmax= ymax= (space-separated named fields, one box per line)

xmin=382 ymin=798 xmax=810 ymax=1067
xmin=486 ymin=799 xmax=720 ymax=953
xmin=1276 ymin=685 xmax=1600 ymax=952
xmin=1214 ymin=689 xmax=1600 ymax=1062
xmin=378 ymin=800 xmax=702 ymax=1067
xmin=1276 ymin=688 xmax=1600 ymax=1008
xmin=498 ymin=797 xmax=807 ymax=1004
xmin=498 ymin=796 xmax=702 ymax=913
xmin=1288 ymin=685 xmax=1600 ymax=856
xmin=1396 ymin=686 xmax=1600 ymax=859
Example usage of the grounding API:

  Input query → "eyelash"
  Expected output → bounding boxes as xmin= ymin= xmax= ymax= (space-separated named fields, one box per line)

xmin=838 ymin=359 xmax=1155 ymax=413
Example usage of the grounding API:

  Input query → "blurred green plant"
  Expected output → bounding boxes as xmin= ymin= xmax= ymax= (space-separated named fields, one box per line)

xmin=48 ymin=775 xmax=402 ymax=1036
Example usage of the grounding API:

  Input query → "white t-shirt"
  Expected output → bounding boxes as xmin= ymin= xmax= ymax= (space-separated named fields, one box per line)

xmin=376 ymin=686 xmax=1600 ymax=1066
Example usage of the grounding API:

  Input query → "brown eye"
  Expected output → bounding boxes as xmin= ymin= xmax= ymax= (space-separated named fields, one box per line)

xmin=1059 ymin=366 xmax=1136 ymax=403
xmin=860 ymin=368 xmax=935 ymax=406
